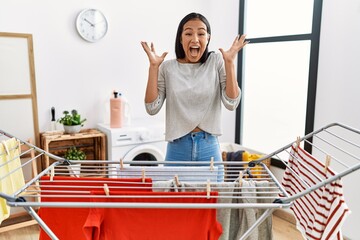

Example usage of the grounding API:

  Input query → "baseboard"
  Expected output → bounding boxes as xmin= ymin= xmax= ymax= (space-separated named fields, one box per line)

xmin=0 ymin=219 xmax=37 ymax=233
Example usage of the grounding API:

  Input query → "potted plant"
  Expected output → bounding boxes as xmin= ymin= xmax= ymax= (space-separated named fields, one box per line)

xmin=64 ymin=146 xmax=86 ymax=177
xmin=64 ymin=146 xmax=86 ymax=160
xmin=58 ymin=109 xmax=87 ymax=134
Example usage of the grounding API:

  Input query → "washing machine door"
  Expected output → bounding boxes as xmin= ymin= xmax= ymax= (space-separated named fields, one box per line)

xmin=123 ymin=144 xmax=165 ymax=166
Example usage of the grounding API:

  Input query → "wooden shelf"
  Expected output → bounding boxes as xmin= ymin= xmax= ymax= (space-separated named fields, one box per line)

xmin=39 ymin=128 xmax=106 ymax=169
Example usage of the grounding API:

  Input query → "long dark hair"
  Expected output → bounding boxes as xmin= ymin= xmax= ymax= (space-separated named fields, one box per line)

xmin=175 ymin=12 xmax=212 ymax=64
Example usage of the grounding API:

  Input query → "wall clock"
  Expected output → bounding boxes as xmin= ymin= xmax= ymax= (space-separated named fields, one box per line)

xmin=76 ymin=9 xmax=108 ymax=42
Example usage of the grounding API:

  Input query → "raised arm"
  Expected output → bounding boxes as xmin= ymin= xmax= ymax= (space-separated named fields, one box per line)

xmin=141 ymin=41 xmax=168 ymax=103
xmin=219 ymin=34 xmax=249 ymax=98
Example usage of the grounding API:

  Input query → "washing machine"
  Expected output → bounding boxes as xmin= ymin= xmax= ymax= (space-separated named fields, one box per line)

xmin=97 ymin=122 xmax=167 ymax=165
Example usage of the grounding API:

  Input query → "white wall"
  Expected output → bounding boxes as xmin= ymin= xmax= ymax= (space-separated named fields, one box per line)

xmin=315 ymin=0 xmax=360 ymax=238
xmin=0 ymin=0 xmax=239 ymax=142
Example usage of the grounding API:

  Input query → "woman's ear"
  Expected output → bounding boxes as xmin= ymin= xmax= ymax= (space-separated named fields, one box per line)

xmin=207 ymin=34 xmax=211 ymax=41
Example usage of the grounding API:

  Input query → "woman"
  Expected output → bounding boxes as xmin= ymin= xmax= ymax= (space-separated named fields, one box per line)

xmin=141 ymin=12 xmax=248 ymax=181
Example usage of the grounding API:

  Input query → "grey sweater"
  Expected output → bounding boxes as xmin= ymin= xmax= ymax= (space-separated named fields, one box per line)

xmin=145 ymin=52 xmax=241 ymax=141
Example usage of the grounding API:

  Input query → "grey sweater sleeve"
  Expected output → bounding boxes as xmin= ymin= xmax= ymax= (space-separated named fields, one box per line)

xmin=217 ymin=53 xmax=241 ymax=110
xmin=144 ymin=63 xmax=166 ymax=115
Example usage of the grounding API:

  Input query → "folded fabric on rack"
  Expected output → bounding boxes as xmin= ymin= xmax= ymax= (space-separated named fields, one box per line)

xmin=0 ymin=138 xmax=25 ymax=224
xmin=282 ymin=145 xmax=350 ymax=240
xmin=83 ymin=191 xmax=222 ymax=240
xmin=38 ymin=176 xmax=152 ymax=240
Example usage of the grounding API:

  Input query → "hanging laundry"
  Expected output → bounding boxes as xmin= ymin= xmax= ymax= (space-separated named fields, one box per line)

xmin=38 ymin=176 xmax=152 ymax=240
xmin=281 ymin=145 xmax=350 ymax=240
xmin=228 ymin=179 xmax=275 ymax=240
xmin=0 ymin=138 xmax=25 ymax=224
xmin=83 ymin=191 xmax=222 ymax=240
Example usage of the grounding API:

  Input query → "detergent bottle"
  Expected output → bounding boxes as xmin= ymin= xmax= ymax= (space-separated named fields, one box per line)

xmin=110 ymin=91 xmax=123 ymax=128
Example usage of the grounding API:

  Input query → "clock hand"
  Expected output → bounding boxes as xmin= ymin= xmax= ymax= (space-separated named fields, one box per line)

xmin=84 ymin=18 xmax=94 ymax=27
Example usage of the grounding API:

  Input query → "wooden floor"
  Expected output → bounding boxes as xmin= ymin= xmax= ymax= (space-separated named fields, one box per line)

xmin=0 ymin=214 xmax=304 ymax=239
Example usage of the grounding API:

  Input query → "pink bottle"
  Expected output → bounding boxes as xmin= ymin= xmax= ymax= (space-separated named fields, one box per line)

xmin=110 ymin=91 xmax=123 ymax=128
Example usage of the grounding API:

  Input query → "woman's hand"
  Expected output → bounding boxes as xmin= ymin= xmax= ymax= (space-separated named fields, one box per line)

xmin=141 ymin=41 xmax=168 ymax=67
xmin=219 ymin=34 xmax=249 ymax=63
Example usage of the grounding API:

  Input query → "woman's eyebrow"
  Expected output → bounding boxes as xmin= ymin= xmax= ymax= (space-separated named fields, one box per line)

xmin=183 ymin=27 xmax=207 ymax=31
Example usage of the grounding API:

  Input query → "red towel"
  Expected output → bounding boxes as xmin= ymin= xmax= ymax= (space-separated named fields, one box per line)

xmin=38 ymin=176 xmax=152 ymax=240
xmin=83 ymin=191 xmax=223 ymax=240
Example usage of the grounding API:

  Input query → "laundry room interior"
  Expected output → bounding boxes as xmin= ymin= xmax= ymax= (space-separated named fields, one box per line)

xmin=1 ymin=0 xmax=360 ymax=239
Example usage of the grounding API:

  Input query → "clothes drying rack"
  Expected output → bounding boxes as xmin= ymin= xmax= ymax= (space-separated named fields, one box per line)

xmin=0 ymin=122 xmax=360 ymax=240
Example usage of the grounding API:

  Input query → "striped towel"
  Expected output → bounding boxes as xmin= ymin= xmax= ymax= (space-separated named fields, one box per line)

xmin=281 ymin=144 xmax=350 ymax=240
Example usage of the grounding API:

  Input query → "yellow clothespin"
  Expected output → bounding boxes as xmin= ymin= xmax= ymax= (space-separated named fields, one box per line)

xmin=238 ymin=171 xmax=243 ymax=187
xmin=324 ymin=155 xmax=331 ymax=175
xmin=174 ymin=174 xmax=181 ymax=187
xmin=104 ymin=184 xmax=110 ymax=196
xmin=142 ymin=168 xmax=146 ymax=183
xmin=206 ymin=179 xmax=211 ymax=199
xmin=50 ymin=166 xmax=55 ymax=181
xmin=210 ymin=157 xmax=214 ymax=171
xmin=120 ymin=158 xmax=124 ymax=170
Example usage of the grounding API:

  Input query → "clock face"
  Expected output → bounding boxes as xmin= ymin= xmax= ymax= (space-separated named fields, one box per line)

xmin=76 ymin=9 xmax=108 ymax=42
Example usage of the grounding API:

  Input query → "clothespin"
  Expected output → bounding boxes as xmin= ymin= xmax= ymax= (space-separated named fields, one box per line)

xmin=324 ymin=155 xmax=331 ymax=175
xmin=50 ymin=166 xmax=55 ymax=181
xmin=210 ymin=157 xmax=214 ymax=171
xmin=295 ymin=136 xmax=301 ymax=151
xmin=103 ymin=184 xmax=110 ymax=196
xmin=238 ymin=171 xmax=243 ymax=187
xmin=120 ymin=158 xmax=124 ymax=170
xmin=174 ymin=174 xmax=181 ymax=187
xmin=17 ymin=140 xmax=21 ymax=151
xmin=142 ymin=168 xmax=146 ymax=183
xmin=206 ymin=179 xmax=211 ymax=199
xmin=1 ymin=140 xmax=9 ymax=155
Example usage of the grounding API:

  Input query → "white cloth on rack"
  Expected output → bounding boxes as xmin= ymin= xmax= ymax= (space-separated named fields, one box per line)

xmin=152 ymin=180 xmax=176 ymax=192
xmin=116 ymin=166 xmax=219 ymax=182
xmin=0 ymin=138 xmax=25 ymax=224
xmin=282 ymin=145 xmax=350 ymax=240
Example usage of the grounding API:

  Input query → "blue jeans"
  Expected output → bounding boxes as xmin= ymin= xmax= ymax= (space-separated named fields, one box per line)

xmin=165 ymin=131 xmax=224 ymax=182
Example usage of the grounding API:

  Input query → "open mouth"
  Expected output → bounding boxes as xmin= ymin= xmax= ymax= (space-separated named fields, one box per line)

xmin=190 ymin=46 xmax=200 ymax=57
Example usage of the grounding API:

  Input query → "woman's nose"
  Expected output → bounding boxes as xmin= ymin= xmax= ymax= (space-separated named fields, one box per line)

xmin=191 ymin=35 xmax=199 ymax=43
